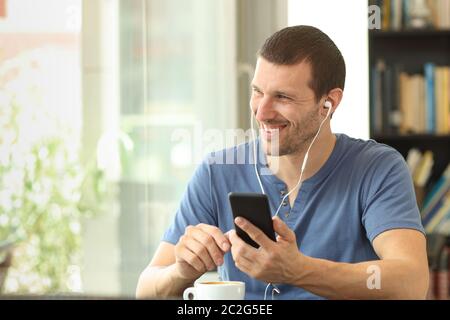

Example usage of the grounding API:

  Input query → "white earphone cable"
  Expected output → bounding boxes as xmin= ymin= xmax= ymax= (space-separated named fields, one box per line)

xmin=250 ymin=101 xmax=332 ymax=300
xmin=273 ymin=104 xmax=332 ymax=217
xmin=250 ymin=113 xmax=266 ymax=195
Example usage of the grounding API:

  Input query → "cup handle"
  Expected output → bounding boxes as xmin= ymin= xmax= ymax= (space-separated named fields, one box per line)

xmin=183 ymin=287 xmax=196 ymax=300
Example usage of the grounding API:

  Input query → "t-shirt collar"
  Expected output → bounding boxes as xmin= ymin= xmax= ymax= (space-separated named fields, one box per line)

xmin=256 ymin=134 xmax=343 ymax=191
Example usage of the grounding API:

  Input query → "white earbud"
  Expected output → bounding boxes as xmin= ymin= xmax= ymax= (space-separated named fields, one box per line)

xmin=324 ymin=100 xmax=332 ymax=118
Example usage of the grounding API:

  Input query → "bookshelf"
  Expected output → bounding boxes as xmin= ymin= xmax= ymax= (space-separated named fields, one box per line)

xmin=369 ymin=0 xmax=450 ymax=300
xmin=369 ymin=28 xmax=450 ymax=194
xmin=371 ymin=134 xmax=450 ymax=190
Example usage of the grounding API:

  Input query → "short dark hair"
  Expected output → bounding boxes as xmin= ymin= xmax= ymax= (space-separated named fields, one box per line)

xmin=259 ymin=25 xmax=346 ymax=102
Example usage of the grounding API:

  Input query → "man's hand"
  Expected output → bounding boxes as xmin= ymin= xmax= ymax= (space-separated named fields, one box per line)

xmin=228 ymin=216 xmax=304 ymax=284
xmin=174 ymin=223 xmax=231 ymax=281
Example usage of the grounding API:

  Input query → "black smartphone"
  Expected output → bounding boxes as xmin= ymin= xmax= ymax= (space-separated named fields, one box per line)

xmin=228 ymin=192 xmax=276 ymax=248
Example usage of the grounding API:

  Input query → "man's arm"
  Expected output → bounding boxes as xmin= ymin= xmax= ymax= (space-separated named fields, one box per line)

xmin=136 ymin=224 xmax=231 ymax=299
xmin=137 ymin=265 xmax=193 ymax=298
xmin=229 ymin=217 xmax=429 ymax=299
xmin=292 ymin=229 xmax=429 ymax=299
xmin=136 ymin=242 xmax=190 ymax=299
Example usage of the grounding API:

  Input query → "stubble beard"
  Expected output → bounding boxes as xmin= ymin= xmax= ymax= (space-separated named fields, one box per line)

xmin=261 ymin=108 xmax=320 ymax=157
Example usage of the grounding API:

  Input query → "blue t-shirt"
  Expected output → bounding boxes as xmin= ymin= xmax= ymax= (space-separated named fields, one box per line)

xmin=162 ymin=133 xmax=425 ymax=300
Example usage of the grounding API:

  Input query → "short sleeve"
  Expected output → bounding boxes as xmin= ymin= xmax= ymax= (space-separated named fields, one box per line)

xmin=162 ymin=157 xmax=217 ymax=245
xmin=362 ymin=150 xmax=425 ymax=243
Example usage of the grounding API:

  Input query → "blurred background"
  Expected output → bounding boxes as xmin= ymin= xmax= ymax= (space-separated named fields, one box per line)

xmin=0 ymin=0 xmax=449 ymax=299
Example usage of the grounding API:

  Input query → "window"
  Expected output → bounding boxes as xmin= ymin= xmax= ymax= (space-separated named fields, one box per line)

xmin=86 ymin=0 xmax=237 ymax=295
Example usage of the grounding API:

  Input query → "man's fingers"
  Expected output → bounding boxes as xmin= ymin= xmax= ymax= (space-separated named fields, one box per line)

xmin=228 ymin=230 xmax=257 ymax=260
xmin=234 ymin=217 xmax=273 ymax=248
xmin=183 ymin=236 xmax=217 ymax=270
xmin=228 ymin=229 xmax=241 ymax=246
xmin=272 ymin=216 xmax=296 ymax=242
xmin=177 ymin=244 xmax=207 ymax=273
xmin=198 ymin=224 xmax=231 ymax=252
xmin=189 ymin=227 xmax=225 ymax=266
xmin=233 ymin=252 xmax=253 ymax=273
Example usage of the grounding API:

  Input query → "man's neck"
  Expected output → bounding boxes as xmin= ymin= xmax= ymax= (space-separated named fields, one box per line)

xmin=267 ymin=129 xmax=337 ymax=192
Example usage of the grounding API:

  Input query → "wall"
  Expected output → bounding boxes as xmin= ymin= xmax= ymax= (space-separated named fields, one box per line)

xmin=288 ymin=0 xmax=370 ymax=139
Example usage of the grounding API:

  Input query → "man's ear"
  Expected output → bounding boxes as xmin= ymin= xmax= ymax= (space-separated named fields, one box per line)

xmin=324 ymin=88 xmax=344 ymax=118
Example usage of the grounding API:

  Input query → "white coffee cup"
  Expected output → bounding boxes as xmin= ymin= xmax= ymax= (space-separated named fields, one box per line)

xmin=183 ymin=281 xmax=245 ymax=300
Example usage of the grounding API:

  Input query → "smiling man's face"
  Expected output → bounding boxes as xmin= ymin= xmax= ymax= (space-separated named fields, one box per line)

xmin=250 ymin=57 xmax=324 ymax=156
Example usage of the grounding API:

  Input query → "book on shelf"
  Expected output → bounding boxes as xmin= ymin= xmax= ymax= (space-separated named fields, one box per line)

xmin=436 ymin=66 xmax=450 ymax=134
xmin=381 ymin=0 xmax=391 ymax=30
xmin=370 ymin=0 xmax=450 ymax=30
xmin=423 ymin=163 xmax=450 ymax=207
xmin=413 ymin=150 xmax=434 ymax=188
xmin=371 ymin=60 xmax=450 ymax=136
xmin=429 ymin=0 xmax=450 ymax=29
xmin=392 ymin=0 xmax=403 ymax=30
xmin=425 ymin=63 xmax=436 ymax=133
xmin=406 ymin=148 xmax=423 ymax=175
xmin=425 ymin=193 xmax=450 ymax=233
xmin=421 ymin=163 xmax=450 ymax=231
xmin=405 ymin=149 xmax=450 ymax=225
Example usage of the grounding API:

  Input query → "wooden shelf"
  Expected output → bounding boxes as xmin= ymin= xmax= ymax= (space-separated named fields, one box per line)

xmin=369 ymin=28 xmax=450 ymax=67
xmin=370 ymin=29 xmax=450 ymax=38
xmin=372 ymin=134 xmax=450 ymax=141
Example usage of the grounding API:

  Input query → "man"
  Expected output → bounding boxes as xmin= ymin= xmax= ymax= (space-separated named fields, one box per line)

xmin=136 ymin=25 xmax=428 ymax=299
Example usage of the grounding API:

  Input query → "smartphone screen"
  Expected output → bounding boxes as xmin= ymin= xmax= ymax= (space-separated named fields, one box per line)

xmin=228 ymin=192 xmax=276 ymax=248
